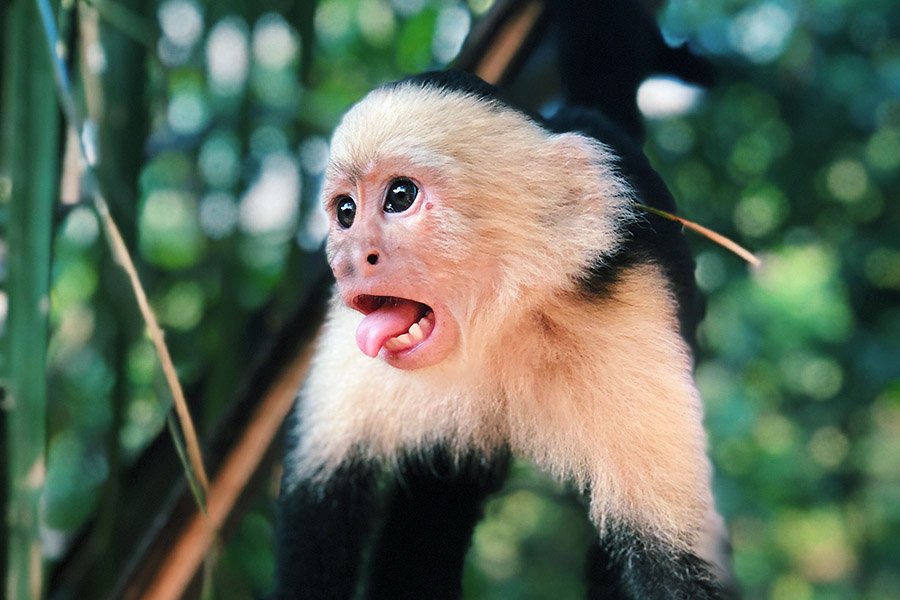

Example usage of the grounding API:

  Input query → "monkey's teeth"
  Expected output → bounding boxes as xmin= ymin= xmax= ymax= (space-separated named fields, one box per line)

xmin=384 ymin=334 xmax=411 ymax=351
xmin=383 ymin=310 xmax=435 ymax=353
xmin=418 ymin=313 xmax=434 ymax=336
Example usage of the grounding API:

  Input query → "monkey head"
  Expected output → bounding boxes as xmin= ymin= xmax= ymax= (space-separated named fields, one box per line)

xmin=321 ymin=83 xmax=633 ymax=370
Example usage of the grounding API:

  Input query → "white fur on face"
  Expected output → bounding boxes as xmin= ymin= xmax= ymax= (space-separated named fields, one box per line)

xmin=290 ymin=83 xmax=719 ymax=559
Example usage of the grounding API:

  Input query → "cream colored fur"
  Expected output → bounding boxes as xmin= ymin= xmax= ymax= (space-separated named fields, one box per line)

xmin=290 ymin=84 xmax=722 ymax=566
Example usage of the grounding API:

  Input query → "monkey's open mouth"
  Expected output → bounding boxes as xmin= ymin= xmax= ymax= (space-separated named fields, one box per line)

xmin=352 ymin=295 xmax=436 ymax=358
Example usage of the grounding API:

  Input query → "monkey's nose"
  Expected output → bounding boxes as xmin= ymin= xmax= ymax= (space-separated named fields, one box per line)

xmin=366 ymin=252 xmax=379 ymax=266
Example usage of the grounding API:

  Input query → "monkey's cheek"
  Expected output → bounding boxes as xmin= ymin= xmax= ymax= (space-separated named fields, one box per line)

xmin=381 ymin=313 xmax=459 ymax=370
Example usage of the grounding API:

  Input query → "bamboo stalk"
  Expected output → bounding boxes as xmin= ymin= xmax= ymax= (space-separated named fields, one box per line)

xmin=1 ymin=0 xmax=60 ymax=597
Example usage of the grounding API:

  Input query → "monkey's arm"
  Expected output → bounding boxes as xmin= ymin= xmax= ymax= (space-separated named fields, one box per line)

xmin=578 ymin=265 xmax=730 ymax=599
xmin=367 ymin=447 xmax=510 ymax=599
xmin=587 ymin=524 xmax=727 ymax=600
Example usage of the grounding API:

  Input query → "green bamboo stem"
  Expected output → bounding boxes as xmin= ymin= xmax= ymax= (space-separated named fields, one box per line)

xmin=1 ymin=0 xmax=60 ymax=597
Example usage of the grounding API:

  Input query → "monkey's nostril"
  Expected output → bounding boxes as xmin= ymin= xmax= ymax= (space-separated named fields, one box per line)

xmin=367 ymin=253 xmax=379 ymax=265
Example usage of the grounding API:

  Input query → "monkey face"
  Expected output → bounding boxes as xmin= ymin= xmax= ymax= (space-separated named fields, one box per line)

xmin=319 ymin=84 xmax=633 ymax=371
xmin=322 ymin=154 xmax=474 ymax=371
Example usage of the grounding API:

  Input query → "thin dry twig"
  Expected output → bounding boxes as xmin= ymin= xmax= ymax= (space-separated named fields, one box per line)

xmin=635 ymin=202 xmax=762 ymax=268
xmin=95 ymin=196 xmax=210 ymax=497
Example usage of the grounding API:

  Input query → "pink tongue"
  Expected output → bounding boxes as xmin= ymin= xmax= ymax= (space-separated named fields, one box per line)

xmin=356 ymin=300 xmax=423 ymax=357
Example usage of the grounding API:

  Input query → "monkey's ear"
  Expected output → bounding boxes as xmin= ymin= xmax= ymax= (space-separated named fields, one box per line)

xmin=545 ymin=132 xmax=629 ymax=210
xmin=534 ymin=131 xmax=634 ymax=265
xmin=548 ymin=132 xmax=616 ymax=171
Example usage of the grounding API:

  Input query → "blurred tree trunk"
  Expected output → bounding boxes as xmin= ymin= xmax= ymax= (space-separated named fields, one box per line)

xmin=1 ymin=0 xmax=61 ymax=598
xmin=93 ymin=0 xmax=150 ymax=244
xmin=83 ymin=1 xmax=152 ymax=594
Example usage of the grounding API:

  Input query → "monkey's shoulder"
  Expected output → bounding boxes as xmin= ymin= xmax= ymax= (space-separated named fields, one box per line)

xmin=546 ymin=105 xmax=702 ymax=339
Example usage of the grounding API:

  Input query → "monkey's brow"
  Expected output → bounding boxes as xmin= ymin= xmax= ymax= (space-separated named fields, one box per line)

xmin=324 ymin=146 xmax=451 ymax=198
xmin=323 ymin=161 xmax=361 ymax=190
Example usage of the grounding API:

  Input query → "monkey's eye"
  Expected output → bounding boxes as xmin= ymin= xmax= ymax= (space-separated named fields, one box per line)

xmin=384 ymin=178 xmax=418 ymax=213
xmin=336 ymin=196 xmax=356 ymax=228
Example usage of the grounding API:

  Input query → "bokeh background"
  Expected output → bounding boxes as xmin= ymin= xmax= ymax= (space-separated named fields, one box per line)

xmin=1 ymin=0 xmax=898 ymax=598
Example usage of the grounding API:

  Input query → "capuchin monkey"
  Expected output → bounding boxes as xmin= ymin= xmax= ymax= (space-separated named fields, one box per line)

xmin=272 ymin=68 xmax=733 ymax=599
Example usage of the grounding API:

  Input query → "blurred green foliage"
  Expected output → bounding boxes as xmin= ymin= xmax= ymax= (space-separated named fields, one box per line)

xmin=1 ymin=0 xmax=899 ymax=598
xmin=652 ymin=2 xmax=900 ymax=598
